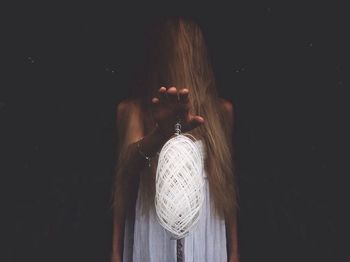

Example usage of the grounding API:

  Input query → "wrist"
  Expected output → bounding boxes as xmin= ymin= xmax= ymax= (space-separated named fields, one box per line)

xmin=137 ymin=125 xmax=172 ymax=161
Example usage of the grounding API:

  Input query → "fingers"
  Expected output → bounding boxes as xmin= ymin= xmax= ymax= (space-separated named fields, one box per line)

xmin=150 ymin=96 xmax=160 ymax=115
xmin=151 ymin=87 xmax=166 ymax=105
xmin=167 ymin=86 xmax=178 ymax=103
xmin=152 ymin=86 xmax=189 ymax=106
xmin=159 ymin=87 xmax=167 ymax=102
xmin=151 ymin=97 xmax=159 ymax=104
xmin=179 ymin=88 xmax=189 ymax=104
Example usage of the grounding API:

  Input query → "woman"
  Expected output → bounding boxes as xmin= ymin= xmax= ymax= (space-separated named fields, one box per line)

xmin=111 ymin=16 xmax=239 ymax=262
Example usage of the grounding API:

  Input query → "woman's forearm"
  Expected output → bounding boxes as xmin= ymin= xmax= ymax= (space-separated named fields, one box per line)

xmin=122 ymin=125 xmax=171 ymax=178
xmin=111 ymin=125 xmax=172 ymax=261
xmin=110 ymin=215 xmax=125 ymax=262
xmin=226 ymin=217 xmax=239 ymax=262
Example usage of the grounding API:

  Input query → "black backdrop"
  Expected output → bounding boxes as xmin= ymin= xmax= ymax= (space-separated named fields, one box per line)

xmin=2 ymin=2 xmax=349 ymax=262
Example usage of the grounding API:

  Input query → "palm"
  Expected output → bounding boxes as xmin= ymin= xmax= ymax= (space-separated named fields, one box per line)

xmin=151 ymin=86 xmax=204 ymax=136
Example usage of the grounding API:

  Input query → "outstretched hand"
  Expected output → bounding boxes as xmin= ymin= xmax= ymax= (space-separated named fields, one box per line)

xmin=150 ymin=86 xmax=205 ymax=138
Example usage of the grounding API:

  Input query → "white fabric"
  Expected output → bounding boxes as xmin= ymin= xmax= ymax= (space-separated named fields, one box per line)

xmin=122 ymin=140 xmax=227 ymax=262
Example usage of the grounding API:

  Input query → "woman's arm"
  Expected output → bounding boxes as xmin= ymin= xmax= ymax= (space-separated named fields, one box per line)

xmin=111 ymin=87 xmax=205 ymax=261
xmin=226 ymin=218 xmax=239 ymax=262
xmin=221 ymin=99 xmax=240 ymax=262
xmin=110 ymin=100 xmax=171 ymax=262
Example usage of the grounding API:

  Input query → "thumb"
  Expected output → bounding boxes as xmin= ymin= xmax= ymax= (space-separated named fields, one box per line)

xmin=187 ymin=115 xmax=205 ymax=131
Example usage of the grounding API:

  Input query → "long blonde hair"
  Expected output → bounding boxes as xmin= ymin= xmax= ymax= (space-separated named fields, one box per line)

xmin=112 ymin=16 xmax=238 ymax=222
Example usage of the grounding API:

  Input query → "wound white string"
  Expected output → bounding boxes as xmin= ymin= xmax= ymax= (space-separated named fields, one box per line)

xmin=155 ymin=124 xmax=205 ymax=240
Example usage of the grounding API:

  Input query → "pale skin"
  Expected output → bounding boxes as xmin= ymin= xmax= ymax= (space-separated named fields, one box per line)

xmin=111 ymin=86 xmax=239 ymax=262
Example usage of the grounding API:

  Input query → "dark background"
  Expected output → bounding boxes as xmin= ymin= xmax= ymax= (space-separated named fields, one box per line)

xmin=2 ymin=2 xmax=349 ymax=262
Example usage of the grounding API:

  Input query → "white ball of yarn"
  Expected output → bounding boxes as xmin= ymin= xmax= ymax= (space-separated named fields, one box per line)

xmin=155 ymin=133 xmax=205 ymax=239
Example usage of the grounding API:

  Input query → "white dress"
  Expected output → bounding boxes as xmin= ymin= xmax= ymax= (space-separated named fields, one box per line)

xmin=122 ymin=140 xmax=227 ymax=262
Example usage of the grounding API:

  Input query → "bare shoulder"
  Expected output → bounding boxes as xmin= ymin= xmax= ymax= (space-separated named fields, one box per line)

xmin=116 ymin=98 xmax=143 ymax=122
xmin=219 ymin=97 xmax=234 ymax=116
xmin=115 ymin=97 xmax=144 ymax=145
xmin=218 ymin=97 xmax=235 ymax=135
